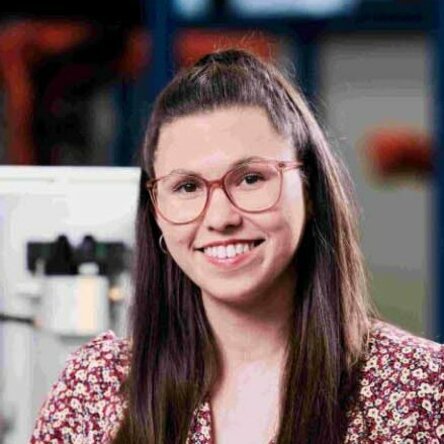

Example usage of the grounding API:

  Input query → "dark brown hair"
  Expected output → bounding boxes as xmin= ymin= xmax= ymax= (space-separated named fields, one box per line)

xmin=113 ymin=48 xmax=375 ymax=444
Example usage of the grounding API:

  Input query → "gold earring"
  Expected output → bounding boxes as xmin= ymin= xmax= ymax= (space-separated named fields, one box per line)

xmin=159 ymin=234 xmax=168 ymax=254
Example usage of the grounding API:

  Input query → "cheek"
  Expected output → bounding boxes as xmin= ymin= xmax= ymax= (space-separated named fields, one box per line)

xmin=276 ymin=212 xmax=304 ymax=249
xmin=270 ymin=195 xmax=306 ymax=251
xmin=255 ymin=205 xmax=304 ymax=260
xmin=159 ymin=223 xmax=196 ymax=261
xmin=282 ymin=178 xmax=306 ymax=227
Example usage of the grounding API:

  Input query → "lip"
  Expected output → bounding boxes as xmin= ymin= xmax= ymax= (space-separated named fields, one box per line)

xmin=198 ymin=240 xmax=264 ymax=269
xmin=195 ymin=238 xmax=264 ymax=250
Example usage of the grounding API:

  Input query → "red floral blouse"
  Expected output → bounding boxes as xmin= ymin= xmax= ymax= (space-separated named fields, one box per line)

xmin=29 ymin=321 xmax=444 ymax=443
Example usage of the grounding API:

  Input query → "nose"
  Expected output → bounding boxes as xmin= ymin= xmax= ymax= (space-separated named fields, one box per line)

xmin=201 ymin=185 xmax=242 ymax=231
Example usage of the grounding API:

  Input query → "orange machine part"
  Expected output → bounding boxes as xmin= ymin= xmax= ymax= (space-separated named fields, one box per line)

xmin=0 ymin=20 xmax=93 ymax=164
xmin=0 ymin=20 xmax=150 ymax=164
xmin=363 ymin=127 xmax=432 ymax=180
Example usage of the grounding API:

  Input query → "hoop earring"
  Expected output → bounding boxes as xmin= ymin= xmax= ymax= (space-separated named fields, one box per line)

xmin=159 ymin=234 xmax=168 ymax=254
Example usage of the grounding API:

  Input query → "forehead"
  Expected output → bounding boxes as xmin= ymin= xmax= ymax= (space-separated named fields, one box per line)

xmin=154 ymin=106 xmax=294 ymax=177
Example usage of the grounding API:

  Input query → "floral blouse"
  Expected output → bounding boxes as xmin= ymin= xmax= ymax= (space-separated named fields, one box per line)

xmin=29 ymin=321 xmax=444 ymax=443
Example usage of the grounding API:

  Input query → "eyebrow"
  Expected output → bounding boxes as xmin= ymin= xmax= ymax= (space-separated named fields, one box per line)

xmin=168 ymin=156 xmax=268 ymax=176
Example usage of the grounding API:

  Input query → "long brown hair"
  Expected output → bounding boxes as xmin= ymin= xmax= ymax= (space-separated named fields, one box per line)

xmin=113 ymin=48 xmax=375 ymax=444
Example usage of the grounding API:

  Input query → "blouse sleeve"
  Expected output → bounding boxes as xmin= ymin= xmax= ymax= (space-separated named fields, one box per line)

xmin=353 ymin=322 xmax=444 ymax=442
xmin=405 ymin=334 xmax=444 ymax=440
xmin=29 ymin=331 xmax=129 ymax=443
xmin=433 ymin=344 xmax=444 ymax=437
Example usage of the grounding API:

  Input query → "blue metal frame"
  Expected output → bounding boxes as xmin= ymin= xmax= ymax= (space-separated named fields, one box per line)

xmin=146 ymin=0 xmax=176 ymax=100
xmin=112 ymin=0 xmax=176 ymax=166
xmin=290 ymin=25 xmax=321 ymax=106
xmin=433 ymin=0 xmax=444 ymax=342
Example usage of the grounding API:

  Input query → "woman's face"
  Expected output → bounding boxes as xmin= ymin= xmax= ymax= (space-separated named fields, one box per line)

xmin=153 ymin=106 xmax=307 ymax=306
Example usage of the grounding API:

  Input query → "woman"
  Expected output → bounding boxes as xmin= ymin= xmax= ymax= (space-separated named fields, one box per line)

xmin=30 ymin=49 xmax=443 ymax=443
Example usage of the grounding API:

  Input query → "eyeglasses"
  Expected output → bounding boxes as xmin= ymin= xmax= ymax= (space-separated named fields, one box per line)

xmin=146 ymin=159 xmax=302 ymax=225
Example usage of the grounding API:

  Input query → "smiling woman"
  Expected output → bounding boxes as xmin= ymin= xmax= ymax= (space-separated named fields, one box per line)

xmin=152 ymin=110 xmax=306 ymax=308
xmin=30 ymin=49 xmax=444 ymax=444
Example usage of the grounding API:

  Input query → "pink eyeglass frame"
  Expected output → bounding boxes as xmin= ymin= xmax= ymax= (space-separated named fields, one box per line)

xmin=145 ymin=159 xmax=302 ymax=225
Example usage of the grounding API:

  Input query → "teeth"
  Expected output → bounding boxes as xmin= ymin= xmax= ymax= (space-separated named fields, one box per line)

xmin=226 ymin=245 xmax=236 ymax=258
xmin=203 ymin=242 xmax=258 ymax=259
xmin=217 ymin=245 xmax=226 ymax=259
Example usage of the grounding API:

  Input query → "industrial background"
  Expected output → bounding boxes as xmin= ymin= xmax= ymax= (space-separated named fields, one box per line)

xmin=0 ymin=1 xmax=441 ymax=442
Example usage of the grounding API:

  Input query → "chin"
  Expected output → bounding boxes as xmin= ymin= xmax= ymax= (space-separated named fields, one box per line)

xmin=199 ymin=279 xmax=272 ymax=307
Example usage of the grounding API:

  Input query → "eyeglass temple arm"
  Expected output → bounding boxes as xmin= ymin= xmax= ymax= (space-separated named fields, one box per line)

xmin=146 ymin=179 xmax=156 ymax=190
xmin=280 ymin=160 xmax=302 ymax=171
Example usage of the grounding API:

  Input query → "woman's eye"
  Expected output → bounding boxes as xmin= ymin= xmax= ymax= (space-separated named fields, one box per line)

xmin=174 ymin=182 xmax=200 ymax=193
xmin=242 ymin=173 xmax=264 ymax=185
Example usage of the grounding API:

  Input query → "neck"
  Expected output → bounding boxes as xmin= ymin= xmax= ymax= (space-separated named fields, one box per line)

xmin=202 ymin=274 xmax=295 ymax=375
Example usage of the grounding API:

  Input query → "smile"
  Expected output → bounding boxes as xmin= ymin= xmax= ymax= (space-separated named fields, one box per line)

xmin=197 ymin=240 xmax=264 ymax=269
xmin=202 ymin=240 xmax=263 ymax=259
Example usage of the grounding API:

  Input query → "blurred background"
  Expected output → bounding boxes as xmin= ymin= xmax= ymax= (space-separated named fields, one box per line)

xmin=0 ymin=0 xmax=442 ymax=442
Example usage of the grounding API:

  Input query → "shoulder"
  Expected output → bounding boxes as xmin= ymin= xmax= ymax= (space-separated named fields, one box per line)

xmin=348 ymin=320 xmax=444 ymax=442
xmin=30 ymin=331 xmax=130 ymax=443
xmin=365 ymin=320 xmax=443 ymax=373
xmin=362 ymin=320 xmax=443 ymax=406
xmin=63 ymin=330 xmax=130 ymax=391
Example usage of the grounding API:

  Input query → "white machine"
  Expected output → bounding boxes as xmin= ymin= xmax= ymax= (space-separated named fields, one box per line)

xmin=0 ymin=166 xmax=139 ymax=444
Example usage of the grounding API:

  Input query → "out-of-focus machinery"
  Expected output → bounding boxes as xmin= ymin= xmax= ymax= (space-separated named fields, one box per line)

xmin=0 ymin=166 xmax=139 ymax=444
